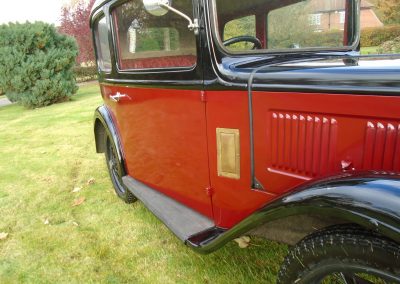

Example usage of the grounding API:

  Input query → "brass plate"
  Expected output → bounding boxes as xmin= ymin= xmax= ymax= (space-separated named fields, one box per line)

xmin=216 ymin=128 xmax=240 ymax=179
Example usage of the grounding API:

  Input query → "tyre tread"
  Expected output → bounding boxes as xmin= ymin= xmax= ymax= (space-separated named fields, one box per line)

xmin=277 ymin=224 xmax=400 ymax=284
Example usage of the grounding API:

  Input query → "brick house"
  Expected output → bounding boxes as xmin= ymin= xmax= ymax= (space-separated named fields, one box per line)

xmin=309 ymin=0 xmax=383 ymax=31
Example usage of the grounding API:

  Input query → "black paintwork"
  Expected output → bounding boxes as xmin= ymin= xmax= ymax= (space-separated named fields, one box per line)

xmin=94 ymin=105 xmax=127 ymax=175
xmin=91 ymin=0 xmax=109 ymax=17
xmin=202 ymin=0 xmax=400 ymax=96
xmin=123 ymin=176 xmax=215 ymax=241
xmin=206 ymin=55 xmax=400 ymax=95
xmin=91 ymin=0 xmax=205 ymax=89
xmin=91 ymin=0 xmax=400 ymax=96
xmin=187 ymin=171 xmax=400 ymax=253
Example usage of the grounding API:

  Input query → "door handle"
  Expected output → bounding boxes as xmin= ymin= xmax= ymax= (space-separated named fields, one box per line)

xmin=110 ymin=92 xmax=127 ymax=102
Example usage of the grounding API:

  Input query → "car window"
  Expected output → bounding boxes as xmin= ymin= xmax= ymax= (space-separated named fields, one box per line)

xmin=224 ymin=16 xmax=256 ymax=51
xmin=94 ymin=16 xmax=112 ymax=71
xmin=267 ymin=0 xmax=348 ymax=50
xmin=215 ymin=0 xmax=357 ymax=53
xmin=360 ymin=0 xmax=400 ymax=55
xmin=113 ymin=0 xmax=197 ymax=70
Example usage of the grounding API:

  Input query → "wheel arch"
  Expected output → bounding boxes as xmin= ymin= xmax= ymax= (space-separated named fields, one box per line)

xmin=94 ymin=105 xmax=127 ymax=175
xmin=247 ymin=213 xmax=348 ymax=246
xmin=94 ymin=118 xmax=107 ymax=153
xmin=187 ymin=171 xmax=400 ymax=253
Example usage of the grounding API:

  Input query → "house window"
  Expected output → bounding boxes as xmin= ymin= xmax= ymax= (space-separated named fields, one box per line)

xmin=339 ymin=11 xmax=346 ymax=24
xmin=112 ymin=0 xmax=196 ymax=70
xmin=94 ymin=16 xmax=112 ymax=71
xmin=309 ymin=13 xmax=321 ymax=26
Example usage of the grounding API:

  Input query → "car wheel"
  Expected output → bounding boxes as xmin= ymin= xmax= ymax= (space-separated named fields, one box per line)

xmin=277 ymin=225 xmax=400 ymax=284
xmin=105 ymin=135 xmax=137 ymax=204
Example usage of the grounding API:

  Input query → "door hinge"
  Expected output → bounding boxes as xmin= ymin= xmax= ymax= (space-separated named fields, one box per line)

xmin=200 ymin=91 xmax=207 ymax=103
xmin=205 ymin=186 xmax=214 ymax=197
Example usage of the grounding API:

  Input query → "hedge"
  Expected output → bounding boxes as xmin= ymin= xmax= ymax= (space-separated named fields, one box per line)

xmin=0 ymin=22 xmax=78 ymax=108
xmin=74 ymin=66 xmax=98 ymax=83
xmin=361 ymin=25 xmax=400 ymax=47
xmin=269 ymin=30 xmax=344 ymax=50
xmin=377 ymin=36 xmax=400 ymax=54
xmin=269 ymin=25 xmax=400 ymax=50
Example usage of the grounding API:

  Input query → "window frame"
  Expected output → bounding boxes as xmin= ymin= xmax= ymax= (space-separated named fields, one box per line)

xmin=309 ymin=13 xmax=322 ymax=26
xmin=209 ymin=0 xmax=360 ymax=56
xmin=339 ymin=11 xmax=346 ymax=25
xmin=109 ymin=0 xmax=198 ymax=74
xmin=93 ymin=12 xmax=113 ymax=73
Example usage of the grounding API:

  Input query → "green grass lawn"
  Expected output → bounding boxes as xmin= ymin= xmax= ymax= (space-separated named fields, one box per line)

xmin=360 ymin=46 xmax=379 ymax=55
xmin=0 ymin=83 xmax=287 ymax=283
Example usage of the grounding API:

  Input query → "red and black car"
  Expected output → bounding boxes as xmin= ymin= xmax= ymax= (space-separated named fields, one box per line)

xmin=91 ymin=0 xmax=400 ymax=282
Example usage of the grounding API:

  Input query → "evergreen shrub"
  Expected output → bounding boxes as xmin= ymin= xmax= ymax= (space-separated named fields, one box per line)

xmin=0 ymin=22 xmax=78 ymax=108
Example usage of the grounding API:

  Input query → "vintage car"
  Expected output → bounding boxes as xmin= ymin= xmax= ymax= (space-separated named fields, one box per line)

xmin=90 ymin=0 xmax=400 ymax=282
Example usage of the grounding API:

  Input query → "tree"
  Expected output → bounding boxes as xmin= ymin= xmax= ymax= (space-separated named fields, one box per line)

xmin=59 ymin=0 xmax=96 ymax=65
xmin=377 ymin=0 xmax=400 ymax=24
xmin=0 ymin=22 xmax=78 ymax=108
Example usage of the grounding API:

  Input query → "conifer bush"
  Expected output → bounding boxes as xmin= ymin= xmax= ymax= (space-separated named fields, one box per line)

xmin=0 ymin=22 xmax=78 ymax=108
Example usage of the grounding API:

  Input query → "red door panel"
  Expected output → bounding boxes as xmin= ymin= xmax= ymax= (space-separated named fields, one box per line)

xmin=253 ymin=92 xmax=400 ymax=195
xmin=102 ymin=84 xmax=213 ymax=218
xmin=206 ymin=90 xmax=400 ymax=228
xmin=205 ymin=90 xmax=276 ymax=228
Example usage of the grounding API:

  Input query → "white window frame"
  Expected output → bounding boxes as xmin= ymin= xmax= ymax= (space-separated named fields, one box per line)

xmin=309 ymin=13 xmax=322 ymax=26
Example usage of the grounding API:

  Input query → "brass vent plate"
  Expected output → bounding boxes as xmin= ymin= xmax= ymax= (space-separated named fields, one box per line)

xmin=216 ymin=128 xmax=240 ymax=179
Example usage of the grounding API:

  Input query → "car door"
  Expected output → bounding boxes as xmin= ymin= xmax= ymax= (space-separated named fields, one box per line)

xmin=203 ymin=0 xmax=397 ymax=229
xmin=101 ymin=0 xmax=213 ymax=218
xmin=251 ymin=1 xmax=400 ymax=196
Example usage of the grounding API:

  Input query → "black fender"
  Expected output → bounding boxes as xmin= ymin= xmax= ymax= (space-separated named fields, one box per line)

xmin=94 ymin=105 xmax=127 ymax=175
xmin=187 ymin=171 xmax=400 ymax=254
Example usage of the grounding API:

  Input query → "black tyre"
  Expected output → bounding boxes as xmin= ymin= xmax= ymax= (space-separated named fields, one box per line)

xmin=278 ymin=225 xmax=400 ymax=284
xmin=105 ymin=135 xmax=136 ymax=204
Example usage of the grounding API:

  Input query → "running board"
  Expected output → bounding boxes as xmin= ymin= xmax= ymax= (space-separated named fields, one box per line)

xmin=122 ymin=176 xmax=216 ymax=242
